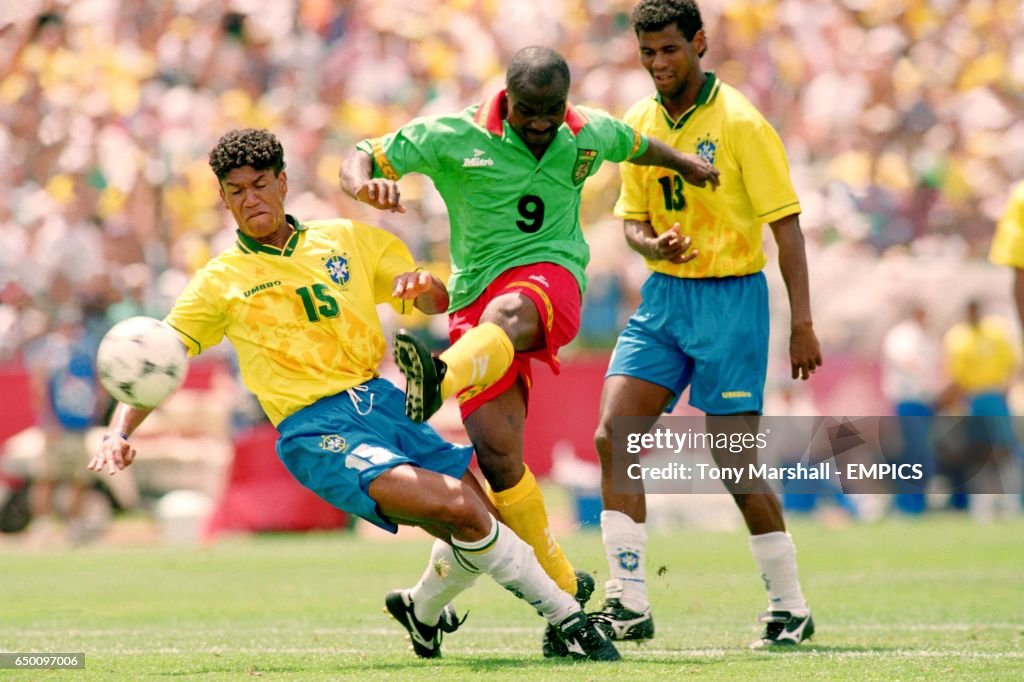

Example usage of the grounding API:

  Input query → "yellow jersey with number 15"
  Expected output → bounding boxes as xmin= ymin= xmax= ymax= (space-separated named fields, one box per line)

xmin=615 ymin=73 xmax=800 ymax=279
xmin=165 ymin=216 xmax=417 ymax=425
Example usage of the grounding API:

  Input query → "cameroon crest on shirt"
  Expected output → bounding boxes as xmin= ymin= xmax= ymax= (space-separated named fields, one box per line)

xmin=572 ymin=149 xmax=598 ymax=185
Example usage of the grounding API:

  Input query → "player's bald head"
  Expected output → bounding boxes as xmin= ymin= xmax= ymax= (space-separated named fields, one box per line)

xmin=506 ymin=46 xmax=570 ymax=99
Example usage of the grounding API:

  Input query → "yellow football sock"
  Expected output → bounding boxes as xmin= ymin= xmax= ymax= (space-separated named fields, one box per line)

xmin=439 ymin=322 xmax=514 ymax=400
xmin=486 ymin=465 xmax=578 ymax=595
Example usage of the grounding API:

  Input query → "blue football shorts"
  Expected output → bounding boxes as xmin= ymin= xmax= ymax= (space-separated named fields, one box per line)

xmin=607 ymin=271 xmax=769 ymax=415
xmin=276 ymin=378 xmax=473 ymax=533
xmin=968 ymin=391 xmax=1016 ymax=449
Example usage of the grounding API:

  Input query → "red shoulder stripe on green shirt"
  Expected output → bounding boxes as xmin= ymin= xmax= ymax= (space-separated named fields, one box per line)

xmin=474 ymin=90 xmax=507 ymax=135
xmin=473 ymin=89 xmax=590 ymax=136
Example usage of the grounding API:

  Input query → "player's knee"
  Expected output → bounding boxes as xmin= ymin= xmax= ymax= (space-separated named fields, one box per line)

xmin=594 ymin=425 xmax=613 ymax=464
xmin=480 ymin=295 xmax=541 ymax=349
xmin=441 ymin=486 xmax=491 ymax=536
xmin=476 ymin=451 xmax=524 ymax=491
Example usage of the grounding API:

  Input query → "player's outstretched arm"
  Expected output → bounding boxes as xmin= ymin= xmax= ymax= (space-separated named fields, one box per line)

xmin=629 ymin=137 xmax=720 ymax=190
xmin=340 ymin=151 xmax=406 ymax=213
xmin=769 ymin=214 xmax=823 ymax=380
xmin=624 ymin=220 xmax=698 ymax=265
xmin=88 ymin=403 xmax=153 ymax=476
xmin=393 ymin=270 xmax=449 ymax=314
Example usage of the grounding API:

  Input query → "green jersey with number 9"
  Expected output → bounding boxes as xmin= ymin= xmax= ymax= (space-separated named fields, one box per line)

xmin=356 ymin=90 xmax=649 ymax=312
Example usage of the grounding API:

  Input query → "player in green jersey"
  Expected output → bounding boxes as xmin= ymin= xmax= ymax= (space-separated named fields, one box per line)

xmin=341 ymin=46 xmax=719 ymax=657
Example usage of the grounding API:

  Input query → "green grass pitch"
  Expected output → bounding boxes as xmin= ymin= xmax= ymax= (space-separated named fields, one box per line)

xmin=3 ymin=514 xmax=1022 ymax=680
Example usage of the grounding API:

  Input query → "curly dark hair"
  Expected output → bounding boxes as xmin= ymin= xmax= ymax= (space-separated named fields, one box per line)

xmin=208 ymin=128 xmax=285 ymax=180
xmin=631 ymin=0 xmax=704 ymax=41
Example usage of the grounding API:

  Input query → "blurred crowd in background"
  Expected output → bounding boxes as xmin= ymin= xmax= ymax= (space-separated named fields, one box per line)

xmin=1 ymin=0 xmax=1023 ymax=366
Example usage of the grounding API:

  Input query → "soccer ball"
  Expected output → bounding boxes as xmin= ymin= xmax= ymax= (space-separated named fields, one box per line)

xmin=97 ymin=317 xmax=188 ymax=409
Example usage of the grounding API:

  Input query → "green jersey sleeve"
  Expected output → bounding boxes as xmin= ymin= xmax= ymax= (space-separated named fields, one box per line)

xmin=356 ymin=115 xmax=449 ymax=181
xmin=576 ymin=105 xmax=649 ymax=168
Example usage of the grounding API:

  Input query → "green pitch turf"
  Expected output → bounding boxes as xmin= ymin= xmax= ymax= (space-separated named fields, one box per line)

xmin=2 ymin=514 xmax=1022 ymax=680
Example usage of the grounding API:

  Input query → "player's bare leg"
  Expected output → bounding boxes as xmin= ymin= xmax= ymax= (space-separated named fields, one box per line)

xmin=466 ymin=292 xmax=597 ymax=658
xmin=592 ymin=375 xmax=671 ymax=641
xmin=463 ymin=293 xmax=580 ymax=594
xmin=707 ymin=413 xmax=813 ymax=648
xmin=369 ymin=465 xmax=618 ymax=661
xmin=464 ymin=385 xmax=584 ymax=588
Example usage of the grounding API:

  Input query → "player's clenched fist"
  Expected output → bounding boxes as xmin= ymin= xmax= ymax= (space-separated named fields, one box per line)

xmin=355 ymin=179 xmax=406 ymax=213
xmin=678 ymin=153 xmax=720 ymax=190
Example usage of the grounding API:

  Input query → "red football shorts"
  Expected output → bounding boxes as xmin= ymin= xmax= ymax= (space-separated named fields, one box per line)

xmin=448 ymin=262 xmax=582 ymax=420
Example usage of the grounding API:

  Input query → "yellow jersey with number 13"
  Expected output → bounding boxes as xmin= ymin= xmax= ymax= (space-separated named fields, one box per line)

xmin=615 ymin=73 xmax=800 ymax=279
xmin=165 ymin=216 xmax=417 ymax=425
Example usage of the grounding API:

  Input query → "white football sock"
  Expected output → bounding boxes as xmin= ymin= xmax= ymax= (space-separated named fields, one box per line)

xmin=451 ymin=515 xmax=579 ymax=626
xmin=601 ymin=510 xmax=649 ymax=612
xmin=409 ymin=539 xmax=480 ymax=625
xmin=749 ymin=531 xmax=808 ymax=614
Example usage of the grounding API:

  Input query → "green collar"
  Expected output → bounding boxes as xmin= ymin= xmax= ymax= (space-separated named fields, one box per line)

xmin=657 ymin=72 xmax=719 ymax=130
xmin=236 ymin=215 xmax=306 ymax=256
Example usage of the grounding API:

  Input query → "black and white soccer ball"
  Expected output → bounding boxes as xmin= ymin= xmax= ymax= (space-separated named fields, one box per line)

xmin=97 ymin=317 xmax=188 ymax=409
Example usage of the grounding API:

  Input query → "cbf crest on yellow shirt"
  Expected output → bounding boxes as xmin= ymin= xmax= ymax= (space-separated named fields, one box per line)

xmin=165 ymin=216 xmax=418 ymax=425
xmin=615 ymin=73 xmax=801 ymax=279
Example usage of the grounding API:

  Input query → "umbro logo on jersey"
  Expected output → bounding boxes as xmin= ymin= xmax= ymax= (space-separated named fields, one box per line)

xmin=243 ymin=280 xmax=282 ymax=298
xmin=463 ymin=148 xmax=495 ymax=167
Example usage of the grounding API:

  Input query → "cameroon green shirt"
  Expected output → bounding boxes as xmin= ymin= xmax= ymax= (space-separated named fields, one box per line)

xmin=357 ymin=90 xmax=648 ymax=311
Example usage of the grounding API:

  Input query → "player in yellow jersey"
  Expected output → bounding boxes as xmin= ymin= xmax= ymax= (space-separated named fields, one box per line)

xmin=89 ymin=128 xmax=619 ymax=662
xmin=590 ymin=0 xmax=823 ymax=649
xmin=989 ymin=179 xmax=1024 ymax=334
xmin=942 ymin=299 xmax=1019 ymax=522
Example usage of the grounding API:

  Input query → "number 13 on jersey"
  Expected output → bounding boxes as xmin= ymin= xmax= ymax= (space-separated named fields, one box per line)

xmin=657 ymin=175 xmax=687 ymax=211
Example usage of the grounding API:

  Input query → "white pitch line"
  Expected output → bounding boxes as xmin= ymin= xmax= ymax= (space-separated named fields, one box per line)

xmin=12 ymin=622 xmax=1023 ymax=639
xmin=639 ymin=650 xmax=1024 ymax=660
xmin=27 ymin=647 xmax=1024 ymax=660
xmin=838 ymin=623 xmax=1024 ymax=632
